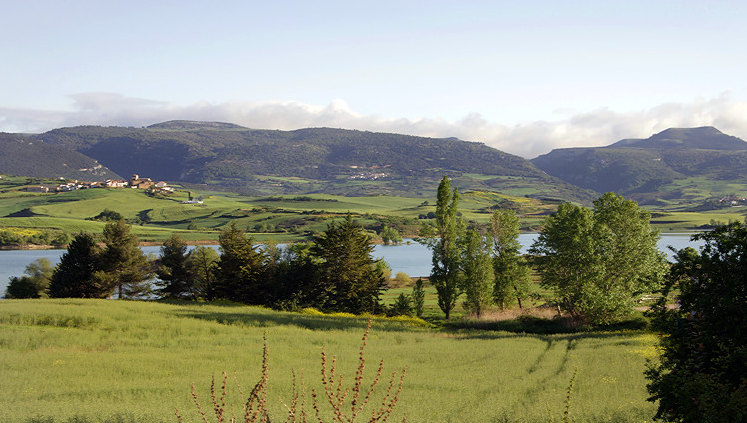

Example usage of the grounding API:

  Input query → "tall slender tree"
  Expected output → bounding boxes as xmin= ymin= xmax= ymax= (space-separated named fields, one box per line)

xmin=490 ymin=209 xmax=532 ymax=309
xmin=418 ymin=176 xmax=463 ymax=319
xmin=461 ymin=224 xmax=494 ymax=318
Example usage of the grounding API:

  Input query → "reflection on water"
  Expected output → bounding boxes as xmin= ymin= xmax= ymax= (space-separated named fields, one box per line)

xmin=0 ymin=234 xmax=704 ymax=295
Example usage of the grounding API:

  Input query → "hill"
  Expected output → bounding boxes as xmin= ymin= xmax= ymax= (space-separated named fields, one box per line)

xmin=0 ymin=133 xmax=121 ymax=180
xmin=531 ymin=127 xmax=747 ymax=206
xmin=33 ymin=121 xmax=594 ymax=202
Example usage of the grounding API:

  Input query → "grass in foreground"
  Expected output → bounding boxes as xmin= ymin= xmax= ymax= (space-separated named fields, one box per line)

xmin=0 ymin=299 xmax=657 ymax=423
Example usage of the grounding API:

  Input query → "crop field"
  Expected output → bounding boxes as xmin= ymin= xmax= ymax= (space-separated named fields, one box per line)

xmin=0 ymin=300 xmax=659 ymax=423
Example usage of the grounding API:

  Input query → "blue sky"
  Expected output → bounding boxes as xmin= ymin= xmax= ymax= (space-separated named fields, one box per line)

xmin=2 ymin=0 xmax=747 ymax=157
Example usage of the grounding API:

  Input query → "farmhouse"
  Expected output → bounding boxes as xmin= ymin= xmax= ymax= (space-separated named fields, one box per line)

xmin=129 ymin=174 xmax=154 ymax=189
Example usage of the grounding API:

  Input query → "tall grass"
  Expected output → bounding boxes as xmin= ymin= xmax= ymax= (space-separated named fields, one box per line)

xmin=0 ymin=300 xmax=657 ymax=422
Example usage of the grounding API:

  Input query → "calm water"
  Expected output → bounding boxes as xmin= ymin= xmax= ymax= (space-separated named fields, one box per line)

xmin=0 ymin=234 xmax=704 ymax=295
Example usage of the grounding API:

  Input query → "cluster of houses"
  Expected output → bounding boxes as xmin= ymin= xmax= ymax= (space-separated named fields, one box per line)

xmin=718 ymin=195 xmax=747 ymax=207
xmin=348 ymin=172 xmax=389 ymax=180
xmin=25 ymin=174 xmax=174 ymax=194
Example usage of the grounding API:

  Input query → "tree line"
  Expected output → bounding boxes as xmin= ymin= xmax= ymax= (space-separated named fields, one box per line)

xmin=418 ymin=176 xmax=668 ymax=325
xmin=5 ymin=215 xmax=388 ymax=314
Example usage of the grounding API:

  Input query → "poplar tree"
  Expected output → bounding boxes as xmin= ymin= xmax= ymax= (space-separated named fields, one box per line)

xmin=491 ymin=209 xmax=531 ymax=309
xmin=461 ymin=225 xmax=494 ymax=318
xmin=419 ymin=176 xmax=463 ymax=319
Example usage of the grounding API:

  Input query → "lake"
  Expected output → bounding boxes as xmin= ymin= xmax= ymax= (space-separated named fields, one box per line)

xmin=0 ymin=233 xmax=704 ymax=295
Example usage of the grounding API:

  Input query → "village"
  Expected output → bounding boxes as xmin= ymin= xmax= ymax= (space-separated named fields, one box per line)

xmin=24 ymin=174 xmax=174 ymax=194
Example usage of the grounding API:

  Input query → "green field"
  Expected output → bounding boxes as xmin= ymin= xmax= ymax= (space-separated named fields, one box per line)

xmin=0 ymin=300 xmax=659 ymax=423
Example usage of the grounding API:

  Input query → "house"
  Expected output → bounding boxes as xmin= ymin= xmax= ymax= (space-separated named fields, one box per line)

xmin=106 ymin=179 xmax=128 ymax=188
xmin=129 ymin=174 xmax=154 ymax=189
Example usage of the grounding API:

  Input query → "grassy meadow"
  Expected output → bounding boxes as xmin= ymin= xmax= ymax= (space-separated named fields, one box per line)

xmin=1 ymin=299 xmax=659 ymax=423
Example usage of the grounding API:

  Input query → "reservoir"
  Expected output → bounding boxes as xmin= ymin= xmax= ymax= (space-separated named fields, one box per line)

xmin=0 ymin=233 xmax=704 ymax=295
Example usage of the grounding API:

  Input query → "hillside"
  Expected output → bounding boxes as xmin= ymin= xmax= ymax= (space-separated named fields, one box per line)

xmin=531 ymin=127 xmax=747 ymax=206
xmin=33 ymin=121 xmax=594 ymax=202
xmin=0 ymin=133 xmax=121 ymax=180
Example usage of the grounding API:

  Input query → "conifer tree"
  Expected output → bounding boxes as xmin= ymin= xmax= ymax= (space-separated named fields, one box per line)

xmin=99 ymin=219 xmax=151 ymax=299
xmin=213 ymin=222 xmax=267 ymax=303
xmin=48 ymin=233 xmax=110 ymax=298
xmin=311 ymin=214 xmax=386 ymax=313
xmin=155 ymin=234 xmax=193 ymax=299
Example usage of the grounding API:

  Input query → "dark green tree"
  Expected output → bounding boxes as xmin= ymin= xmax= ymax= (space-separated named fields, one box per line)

xmin=48 ymin=233 xmax=110 ymax=298
xmin=530 ymin=193 xmax=667 ymax=324
xmin=99 ymin=219 xmax=151 ymax=299
xmin=461 ymin=224 xmax=494 ymax=318
xmin=155 ymin=234 xmax=193 ymax=299
xmin=490 ymin=209 xmax=532 ymax=309
xmin=311 ymin=214 xmax=386 ymax=313
xmin=213 ymin=222 xmax=267 ymax=303
xmin=646 ymin=222 xmax=747 ymax=422
xmin=418 ymin=176 xmax=463 ymax=319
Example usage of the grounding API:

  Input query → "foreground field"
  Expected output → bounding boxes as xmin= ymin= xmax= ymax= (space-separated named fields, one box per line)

xmin=0 ymin=300 xmax=658 ymax=422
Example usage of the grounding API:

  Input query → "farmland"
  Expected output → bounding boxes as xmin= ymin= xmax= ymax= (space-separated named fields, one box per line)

xmin=0 ymin=299 xmax=658 ymax=423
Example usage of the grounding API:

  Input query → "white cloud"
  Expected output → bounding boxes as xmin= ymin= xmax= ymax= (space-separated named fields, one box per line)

xmin=2 ymin=93 xmax=747 ymax=158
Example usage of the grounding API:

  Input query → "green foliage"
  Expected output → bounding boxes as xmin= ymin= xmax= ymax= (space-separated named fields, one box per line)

xmin=155 ymin=234 xmax=193 ymax=299
xmin=491 ymin=209 xmax=531 ymax=309
xmin=48 ymin=233 xmax=110 ymax=298
xmin=411 ymin=278 xmax=426 ymax=318
xmin=646 ymin=222 xmax=747 ymax=422
xmin=380 ymin=225 xmax=403 ymax=245
xmin=185 ymin=245 xmax=219 ymax=300
xmin=531 ymin=193 xmax=667 ymax=325
xmin=388 ymin=293 xmax=414 ymax=317
xmin=5 ymin=258 xmax=54 ymax=299
xmin=460 ymin=225 xmax=494 ymax=318
xmin=214 ymin=222 xmax=267 ymax=303
xmin=419 ymin=176 xmax=464 ymax=319
xmin=91 ymin=208 xmax=124 ymax=221
xmin=311 ymin=214 xmax=386 ymax=313
xmin=99 ymin=219 xmax=152 ymax=299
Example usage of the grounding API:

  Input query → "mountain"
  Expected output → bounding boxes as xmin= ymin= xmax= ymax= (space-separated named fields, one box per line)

xmin=0 ymin=133 xmax=121 ymax=180
xmin=31 ymin=121 xmax=594 ymax=201
xmin=531 ymin=127 xmax=747 ymax=204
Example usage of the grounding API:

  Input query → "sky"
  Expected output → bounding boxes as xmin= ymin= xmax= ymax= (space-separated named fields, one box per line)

xmin=2 ymin=0 xmax=747 ymax=158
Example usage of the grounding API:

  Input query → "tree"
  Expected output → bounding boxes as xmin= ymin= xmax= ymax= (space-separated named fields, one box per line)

xmin=490 ymin=209 xmax=531 ymax=309
xmin=460 ymin=225 xmax=494 ymax=318
xmin=311 ymin=214 xmax=386 ymax=313
xmin=99 ymin=219 xmax=151 ymax=299
xmin=530 ymin=193 xmax=666 ymax=324
xmin=5 ymin=258 xmax=54 ymax=299
xmin=155 ymin=234 xmax=193 ymax=299
xmin=381 ymin=226 xmax=403 ymax=245
xmin=213 ymin=222 xmax=267 ymax=303
xmin=646 ymin=222 xmax=747 ymax=422
xmin=418 ymin=176 xmax=463 ymax=319
xmin=185 ymin=245 xmax=219 ymax=300
xmin=412 ymin=278 xmax=426 ymax=318
xmin=48 ymin=233 xmax=110 ymax=298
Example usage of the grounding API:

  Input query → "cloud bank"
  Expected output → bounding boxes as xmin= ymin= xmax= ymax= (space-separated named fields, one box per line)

xmin=2 ymin=93 xmax=747 ymax=159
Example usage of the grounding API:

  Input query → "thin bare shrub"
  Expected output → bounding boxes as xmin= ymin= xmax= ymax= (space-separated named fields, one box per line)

xmin=177 ymin=320 xmax=406 ymax=423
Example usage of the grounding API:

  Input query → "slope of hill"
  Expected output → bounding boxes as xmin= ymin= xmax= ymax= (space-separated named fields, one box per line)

xmin=531 ymin=127 xmax=747 ymax=206
xmin=0 ymin=133 xmax=121 ymax=180
xmin=34 ymin=121 xmax=594 ymax=201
